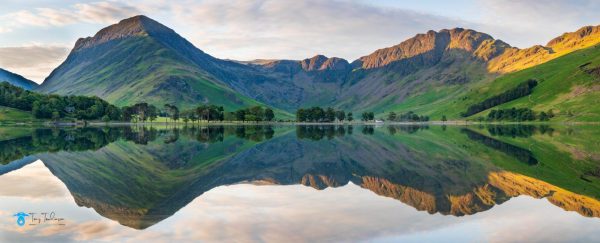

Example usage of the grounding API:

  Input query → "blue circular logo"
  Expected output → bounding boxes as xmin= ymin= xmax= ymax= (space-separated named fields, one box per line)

xmin=13 ymin=212 xmax=29 ymax=227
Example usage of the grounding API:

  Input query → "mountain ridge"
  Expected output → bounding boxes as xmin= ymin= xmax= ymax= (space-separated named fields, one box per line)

xmin=36 ymin=15 xmax=600 ymax=120
xmin=0 ymin=68 xmax=38 ymax=90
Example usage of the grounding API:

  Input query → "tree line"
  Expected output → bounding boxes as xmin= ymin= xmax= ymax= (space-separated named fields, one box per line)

xmin=0 ymin=82 xmax=121 ymax=120
xmin=487 ymin=108 xmax=554 ymax=122
xmin=361 ymin=112 xmax=374 ymax=121
xmin=462 ymin=79 xmax=538 ymax=117
xmin=387 ymin=111 xmax=430 ymax=122
xmin=0 ymin=82 xmax=277 ymax=122
xmin=296 ymin=107 xmax=353 ymax=122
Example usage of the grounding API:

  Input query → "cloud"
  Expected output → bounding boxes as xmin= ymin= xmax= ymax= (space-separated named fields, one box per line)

xmin=0 ymin=45 xmax=69 ymax=83
xmin=475 ymin=0 xmax=600 ymax=47
xmin=3 ymin=1 xmax=142 ymax=27
xmin=2 ymin=0 xmax=468 ymax=61
xmin=164 ymin=0 xmax=469 ymax=60
xmin=2 ymin=0 xmax=598 ymax=81
xmin=0 ymin=160 xmax=70 ymax=198
xmin=0 ymin=26 xmax=12 ymax=33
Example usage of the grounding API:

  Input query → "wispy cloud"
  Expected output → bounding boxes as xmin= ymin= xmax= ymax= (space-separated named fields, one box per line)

xmin=0 ymin=45 xmax=69 ymax=83
xmin=0 ymin=0 xmax=599 ymax=82
xmin=165 ymin=0 xmax=468 ymax=60
xmin=3 ymin=1 xmax=141 ymax=27
xmin=0 ymin=26 xmax=12 ymax=33
xmin=476 ymin=0 xmax=600 ymax=47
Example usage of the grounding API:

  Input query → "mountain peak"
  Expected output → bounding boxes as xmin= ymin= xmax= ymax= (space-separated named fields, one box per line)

xmin=357 ymin=27 xmax=509 ymax=69
xmin=73 ymin=15 xmax=173 ymax=51
xmin=300 ymin=55 xmax=350 ymax=71
xmin=546 ymin=25 xmax=600 ymax=53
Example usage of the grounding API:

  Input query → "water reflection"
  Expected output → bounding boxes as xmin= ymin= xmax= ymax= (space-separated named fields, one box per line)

xmin=1 ymin=125 xmax=600 ymax=241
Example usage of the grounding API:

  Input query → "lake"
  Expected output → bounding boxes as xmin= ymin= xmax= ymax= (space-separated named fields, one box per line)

xmin=1 ymin=124 xmax=600 ymax=242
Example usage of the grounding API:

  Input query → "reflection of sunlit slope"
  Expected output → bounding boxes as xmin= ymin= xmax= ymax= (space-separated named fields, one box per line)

xmin=37 ymin=133 xmax=262 ymax=229
xmin=465 ymin=126 xmax=600 ymax=200
xmin=488 ymin=171 xmax=600 ymax=217
xmin=234 ymin=126 xmax=600 ymax=217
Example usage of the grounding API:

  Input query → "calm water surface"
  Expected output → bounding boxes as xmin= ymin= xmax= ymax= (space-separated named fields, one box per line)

xmin=1 ymin=125 xmax=600 ymax=242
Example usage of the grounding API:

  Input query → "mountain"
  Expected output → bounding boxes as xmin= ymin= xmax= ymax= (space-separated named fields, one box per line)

xmin=0 ymin=68 xmax=38 ymax=90
xmin=337 ymin=26 xmax=600 ymax=120
xmin=36 ymin=15 xmax=283 ymax=114
xmin=37 ymin=15 xmax=600 ymax=120
xmin=400 ymin=26 xmax=600 ymax=121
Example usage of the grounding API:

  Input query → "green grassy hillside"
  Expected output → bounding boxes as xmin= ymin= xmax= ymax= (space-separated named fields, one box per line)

xmin=0 ymin=106 xmax=35 ymax=122
xmin=376 ymin=44 xmax=600 ymax=121
xmin=39 ymin=37 xmax=265 ymax=110
xmin=37 ymin=16 xmax=292 ymax=119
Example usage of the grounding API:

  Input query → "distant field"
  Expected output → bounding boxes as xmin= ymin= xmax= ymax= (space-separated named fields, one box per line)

xmin=0 ymin=106 xmax=35 ymax=122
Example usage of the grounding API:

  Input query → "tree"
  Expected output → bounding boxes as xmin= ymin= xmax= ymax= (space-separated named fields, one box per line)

xmin=487 ymin=107 xmax=537 ymax=121
xmin=102 ymin=115 xmax=110 ymax=123
xmin=296 ymin=108 xmax=307 ymax=122
xmin=182 ymin=113 xmax=190 ymax=125
xmin=52 ymin=111 xmax=60 ymax=122
xmin=335 ymin=110 xmax=345 ymax=122
xmin=325 ymin=107 xmax=336 ymax=122
xmin=362 ymin=112 xmax=374 ymax=121
xmin=347 ymin=112 xmax=353 ymax=122
xmin=134 ymin=103 xmax=149 ymax=122
xmin=361 ymin=112 xmax=368 ymax=121
xmin=248 ymin=106 xmax=264 ymax=122
xmin=264 ymin=108 xmax=275 ymax=121
xmin=148 ymin=105 xmax=158 ymax=124
xmin=224 ymin=112 xmax=235 ymax=121
xmin=235 ymin=109 xmax=246 ymax=122
xmin=164 ymin=104 xmax=179 ymax=123
xmin=309 ymin=107 xmax=325 ymax=122
xmin=387 ymin=112 xmax=397 ymax=121
xmin=171 ymin=106 xmax=180 ymax=123
xmin=163 ymin=104 xmax=172 ymax=123
xmin=539 ymin=112 xmax=549 ymax=121
xmin=441 ymin=115 xmax=447 ymax=122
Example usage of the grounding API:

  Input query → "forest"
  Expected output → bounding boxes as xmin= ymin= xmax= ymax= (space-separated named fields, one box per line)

xmin=0 ymin=82 xmax=276 ymax=122
xmin=296 ymin=107 xmax=352 ymax=122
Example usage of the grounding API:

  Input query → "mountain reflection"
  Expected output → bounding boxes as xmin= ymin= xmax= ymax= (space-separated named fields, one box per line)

xmin=1 ymin=125 xmax=599 ymax=230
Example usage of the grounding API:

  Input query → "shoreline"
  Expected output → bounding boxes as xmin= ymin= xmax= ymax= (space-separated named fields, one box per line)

xmin=1 ymin=120 xmax=599 ymax=127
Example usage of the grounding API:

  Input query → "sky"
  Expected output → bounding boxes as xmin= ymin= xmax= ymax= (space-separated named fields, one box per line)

xmin=0 ymin=0 xmax=599 ymax=83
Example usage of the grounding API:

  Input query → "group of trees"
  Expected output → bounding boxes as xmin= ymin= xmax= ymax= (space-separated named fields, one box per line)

xmin=296 ymin=107 xmax=352 ymax=122
xmin=168 ymin=105 xmax=276 ymax=124
xmin=361 ymin=112 xmax=374 ymax=121
xmin=487 ymin=108 xmax=554 ymax=121
xmin=122 ymin=103 xmax=159 ymax=123
xmin=387 ymin=111 xmax=430 ymax=122
xmin=462 ymin=79 xmax=538 ymax=117
xmin=0 ymin=81 xmax=278 ymax=123
xmin=225 ymin=106 xmax=275 ymax=122
xmin=178 ymin=105 xmax=223 ymax=124
xmin=0 ymin=82 xmax=121 ymax=120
